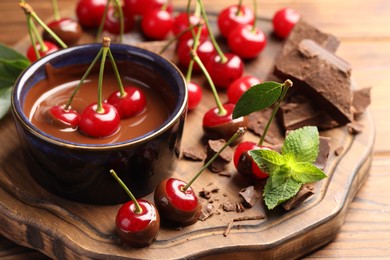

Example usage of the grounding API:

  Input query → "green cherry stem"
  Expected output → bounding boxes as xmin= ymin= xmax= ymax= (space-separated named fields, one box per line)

xmin=258 ymin=79 xmax=293 ymax=146
xmin=113 ymin=0 xmax=124 ymax=42
xmin=26 ymin=13 xmax=40 ymax=59
xmin=236 ymin=0 xmax=244 ymax=16
xmin=107 ymin=48 xmax=126 ymax=97
xmin=197 ymin=0 xmax=227 ymax=63
xmin=182 ymin=127 xmax=246 ymax=192
xmin=185 ymin=22 xmax=203 ymax=82
xmin=96 ymin=0 xmax=111 ymax=41
xmin=110 ymin=169 xmax=143 ymax=214
xmin=252 ymin=0 xmax=258 ymax=32
xmin=64 ymin=48 xmax=103 ymax=110
xmin=96 ymin=38 xmax=111 ymax=114
xmin=52 ymin=0 xmax=60 ymax=21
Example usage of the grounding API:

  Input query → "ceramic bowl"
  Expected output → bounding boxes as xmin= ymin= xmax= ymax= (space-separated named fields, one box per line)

xmin=11 ymin=43 xmax=187 ymax=204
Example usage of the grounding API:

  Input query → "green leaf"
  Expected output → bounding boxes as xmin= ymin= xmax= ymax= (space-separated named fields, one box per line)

xmin=0 ymin=87 xmax=12 ymax=119
xmin=282 ymin=126 xmax=320 ymax=163
xmin=0 ymin=58 xmax=30 ymax=79
xmin=249 ymin=149 xmax=285 ymax=175
xmin=232 ymin=81 xmax=282 ymax=119
xmin=263 ymin=175 xmax=302 ymax=209
xmin=291 ymin=162 xmax=327 ymax=184
xmin=0 ymin=43 xmax=27 ymax=60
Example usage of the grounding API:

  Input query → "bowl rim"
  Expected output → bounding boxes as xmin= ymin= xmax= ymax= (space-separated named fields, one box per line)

xmin=11 ymin=43 xmax=188 ymax=150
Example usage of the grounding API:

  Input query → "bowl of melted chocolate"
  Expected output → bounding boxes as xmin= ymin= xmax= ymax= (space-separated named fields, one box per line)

xmin=11 ymin=43 xmax=188 ymax=204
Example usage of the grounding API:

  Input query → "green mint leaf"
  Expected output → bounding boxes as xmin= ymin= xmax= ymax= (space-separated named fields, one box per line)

xmin=282 ymin=126 xmax=319 ymax=163
xmin=0 ymin=43 xmax=27 ymax=60
xmin=232 ymin=81 xmax=282 ymax=119
xmin=263 ymin=174 xmax=302 ymax=209
xmin=0 ymin=58 xmax=30 ymax=79
xmin=0 ymin=87 xmax=12 ymax=119
xmin=249 ymin=148 xmax=285 ymax=175
xmin=291 ymin=162 xmax=327 ymax=184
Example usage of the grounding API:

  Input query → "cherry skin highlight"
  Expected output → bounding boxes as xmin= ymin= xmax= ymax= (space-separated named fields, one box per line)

xmin=141 ymin=9 xmax=174 ymax=40
xmin=48 ymin=105 xmax=80 ymax=128
xmin=76 ymin=0 xmax=107 ymax=28
xmin=103 ymin=5 xmax=134 ymax=35
xmin=79 ymin=102 xmax=120 ymax=138
xmin=206 ymin=53 xmax=244 ymax=89
xmin=43 ymin=17 xmax=82 ymax=46
xmin=107 ymin=86 xmax=146 ymax=119
xmin=176 ymin=36 xmax=216 ymax=71
xmin=187 ymin=81 xmax=203 ymax=111
xmin=217 ymin=4 xmax=255 ymax=38
xmin=227 ymin=25 xmax=267 ymax=59
xmin=172 ymin=12 xmax=208 ymax=42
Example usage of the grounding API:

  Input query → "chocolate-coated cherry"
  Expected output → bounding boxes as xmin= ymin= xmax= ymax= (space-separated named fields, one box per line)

xmin=205 ymin=53 xmax=244 ymax=89
xmin=227 ymin=25 xmax=267 ymax=59
xmin=26 ymin=41 xmax=59 ymax=62
xmin=233 ymin=141 xmax=270 ymax=179
xmin=154 ymin=128 xmax=245 ymax=226
xmin=110 ymin=170 xmax=160 ymax=248
xmin=43 ymin=17 xmax=82 ymax=46
xmin=217 ymin=4 xmax=254 ymax=38
xmin=202 ymin=103 xmax=247 ymax=142
xmin=103 ymin=5 xmax=134 ymax=35
xmin=48 ymin=105 xmax=80 ymax=128
xmin=227 ymin=75 xmax=261 ymax=104
xmin=172 ymin=12 xmax=208 ymax=42
xmin=187 ymin=81 xmax=203 ymax=111
xmin=272 ymin=7 xmax=300 ymax=39
xmin=176 ymin=36 xmax=216 ymax=71
xmin=107 ymin=86 xmax=146 ymax=118
xmin=141 ymin=9 xmax=173 ymax=40
xmin=79 ymin=102 xmax=120 ymax=137
xmin=76 ymin=0 xmax=107 ymax=28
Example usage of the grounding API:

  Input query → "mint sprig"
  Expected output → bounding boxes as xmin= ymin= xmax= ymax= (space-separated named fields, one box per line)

xmin=0 ymin=43 xmax=30 ymax=120
xmin=249 ymin=126 xmax=327 ymax=209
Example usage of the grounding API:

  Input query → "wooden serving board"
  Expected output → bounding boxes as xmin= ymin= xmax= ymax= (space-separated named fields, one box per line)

xmin=0 ymin=15 xmax=375 ymax=259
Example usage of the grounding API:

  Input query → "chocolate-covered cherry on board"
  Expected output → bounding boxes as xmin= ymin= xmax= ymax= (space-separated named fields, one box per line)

xmin=110 ymin=170 xmax=160 ymax=247
xmin=154 ymin=128 xmax=245 ymax=227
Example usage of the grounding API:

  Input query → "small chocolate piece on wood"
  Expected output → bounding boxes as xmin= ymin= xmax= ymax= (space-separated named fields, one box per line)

xmin=283 ymin=184 xmax=315 ymax=210
xmin=314 ymin=136 xmax=332 ymax=170
xmin=206 ymin=139 xmax=233 ymax=172
xmin=274 ymin=39 xmax=353 ymax=125
xmin=182 ymin=146 xmax=206 ymax=161
xmin=352 ymin=87 xmax=372 ymax=118
xmin=239 ymin=186 xmax=261 ymax=208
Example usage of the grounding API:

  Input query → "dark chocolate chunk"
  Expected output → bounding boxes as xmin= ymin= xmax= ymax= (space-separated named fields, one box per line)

xmin=352 ymin=87 xmax=372 ymax=118
xmin=283 ymin=183 xmax=315 ymax=210
xmin=314 ymin=136 xmax=332 ymax=170
xmin=239 ymin=186 xmax=261 ymax=208
xmin=182 ymin=146 xmax=206 ymax=161
xmin=274 ymin=39 xmax=353 ymax=125
xmin=199 ymin=203 xmax=217 ymax=221
xmin=206 ymin=139 xmax=233 ymax=173
xmin=347 ymin=120 xmax=365 ymax=135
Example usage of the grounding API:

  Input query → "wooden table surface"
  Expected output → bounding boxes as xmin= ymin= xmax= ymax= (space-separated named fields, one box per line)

xmin=0 ymin=0 xmax=389 ymax=259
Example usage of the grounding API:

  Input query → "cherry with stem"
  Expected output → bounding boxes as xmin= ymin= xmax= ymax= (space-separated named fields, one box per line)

xmin=154 ymin=127 xmax=246 ymax=226
xmin=110 ymin=169 xmax=160 ymax=248
xmin=97 ymin=0 xmax=126 ymax=42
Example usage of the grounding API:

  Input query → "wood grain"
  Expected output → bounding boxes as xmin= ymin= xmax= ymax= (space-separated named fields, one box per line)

xmin=0 ymin=0 xmax=389 ymax=259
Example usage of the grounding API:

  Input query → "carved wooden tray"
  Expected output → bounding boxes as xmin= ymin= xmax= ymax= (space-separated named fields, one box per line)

xmin=0 ymin=15 xmax=374 ymax=259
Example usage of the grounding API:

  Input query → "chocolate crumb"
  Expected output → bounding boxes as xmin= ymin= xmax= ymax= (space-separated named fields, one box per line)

xmin=283 ymin=184 xmax=315 ymax=210
xmin=222 ymin=200 xmax=236 ymax=212
xmin=199 ymin=203 xmax=217 ymax=221
xmin=236 ymin=203 xmax=245 ymax=212
xmin=239 ymin=186 xmax=261 ymax=208
xmin=206 ymin=139 xmax=233 ymax=172
xmin=334 ymin=146 xmax=344 ymax=156
xmin=182 ymin=147 xmax=206 ymax=161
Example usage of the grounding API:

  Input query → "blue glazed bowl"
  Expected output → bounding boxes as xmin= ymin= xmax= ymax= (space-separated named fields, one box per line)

xmin=11 ymin=43 xmax=187 ymax=204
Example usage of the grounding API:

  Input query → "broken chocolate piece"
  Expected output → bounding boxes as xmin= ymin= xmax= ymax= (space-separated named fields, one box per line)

xmin=199 ymin=186 xmax=219 ymax=199
xmin=182 ymin=147 xmax=206 ymax=161
xmin=239 ymin=186 xmax=261 ymax=208
xmin=274 ymin=39 xmax=353 ymax=125
xmin=347 ymin=120 xmax=365 ymax=135
xmin=352 ymin=87 xmax=372 ymax=118
xmin=314 ymin=136 xmax=331 ymax=170
xmin=222 ymin=200 xmax=237 ymax=212
xmin=199 ymin=203 xmax=218 ymax=221
xmin=206 ymin=139 xmax=233 ymax=173
xmin=283 ymin=183 xmax=315 ymax=210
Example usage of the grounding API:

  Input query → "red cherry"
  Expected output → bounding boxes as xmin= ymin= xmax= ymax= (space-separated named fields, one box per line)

xmin=217 ymin=4 xmax=255 ymax=38
xmin=272 ymin=7 xmax=300 ymax=39
xmin=124 ymin=0 xmax=173 ymax=16
xmin=141 ymin=9 xmax=173 ymax=40
xmin=202 ymin=103 xmax=247 ymax=141
xmin=234 ymin=141 xmax=270 ymax=179
xmin=76 ymin=0 xmax=107 ymax=28
xmin=154 ymin=178 xmax=201 ymax=226
xmin=48 ymin=105 xmax=80 ymax=128
xmin=227 ymin=25 xmax=267 ymax=59
xmin=79 ymin=102 xmax=120 ymax=138
xmin=26 ymin=41 xmax=59 ymax=62
xmin=116 ymin=199 xmax=160 ymax=247
xmin=172 ymin=12 xmax=208 ymax=42
xmin=205 ymin=53 xmax=244 ymax=89
xmin=227 ymin=75 xmax=261 ymax=104
xmin=43 ymin=18 xmax=83 ymax=46
xmin=176 ymin=36 xmax=216 ymax=71
xmin=107 ymin=86 xmax=146 ymax=119
xmin=187 ymin=81 xmax=203 ymax=111
xmin=104 ymin=6 xmax=135 ymax=35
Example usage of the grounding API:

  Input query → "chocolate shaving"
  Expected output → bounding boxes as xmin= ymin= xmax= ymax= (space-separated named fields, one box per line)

xmin=206 ymin=139 xmax=233 ymax=172
xmin=199 ymin=203 xmax=218 ymax=221
xmin=283 ymin=184 xmax=315 ymax=210
xmin=182 ymin=147 xmax=206 ymax=161
xmin=223 ymin=215 xmax=266 ymax=236
xmin=239 ymin=186 xmax=261 ymax=208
